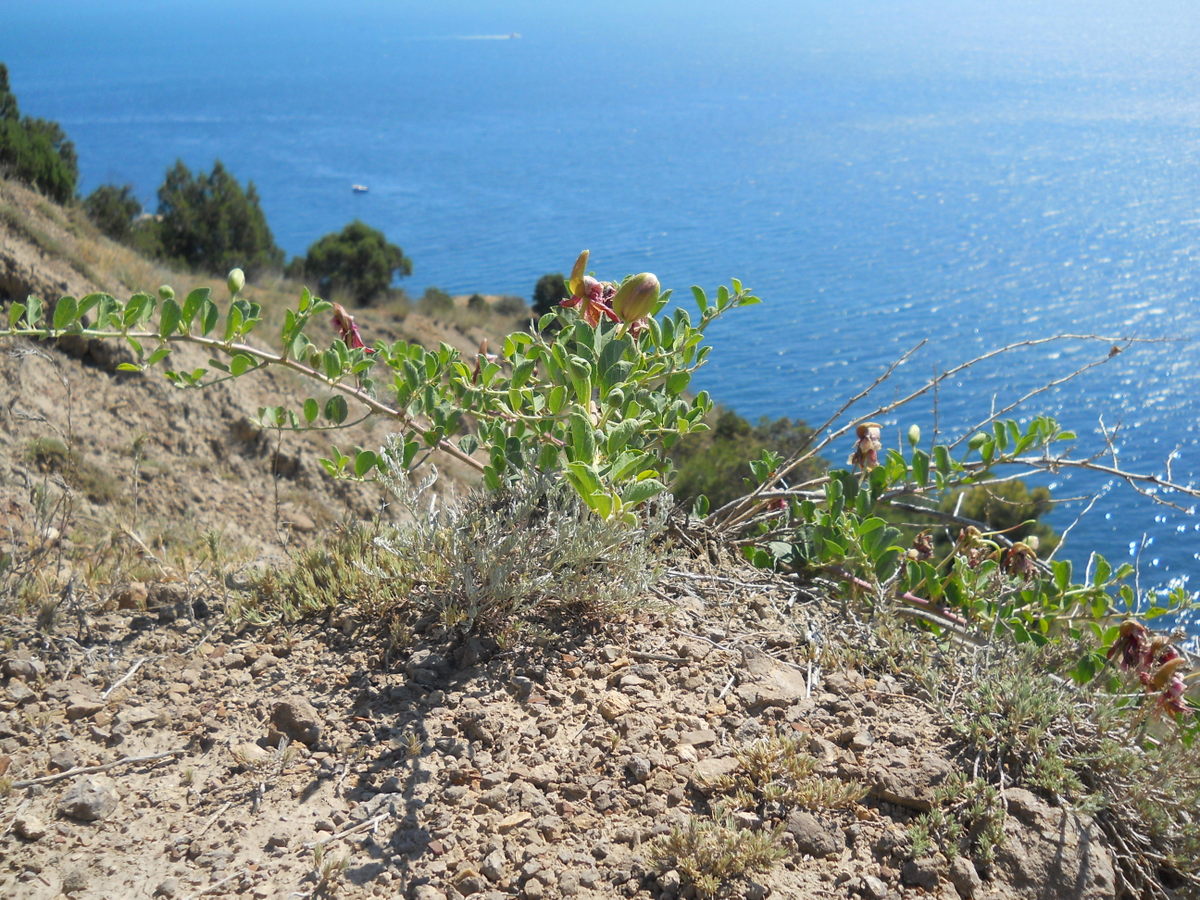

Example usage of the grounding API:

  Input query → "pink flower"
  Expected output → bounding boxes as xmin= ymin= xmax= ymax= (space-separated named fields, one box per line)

xmin=560 ymin=276 xmax=620 ymax=328
xmin=331 ymin=303 xmax=373 ymax=353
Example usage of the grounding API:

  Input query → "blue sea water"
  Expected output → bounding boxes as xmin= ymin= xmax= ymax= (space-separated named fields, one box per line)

xmin=4 ymin=0 xmax=1200 ymax=600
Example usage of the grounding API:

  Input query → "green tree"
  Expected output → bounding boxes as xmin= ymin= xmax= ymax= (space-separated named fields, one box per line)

xmin=83 ymin=183 xmax=141 ymax=242
xmin=0 ymin=64 xmax=18 ymax=121
xmin=532 ymin=272 xmax=569 ymax=317
xmin=0 ymin=64 xmax=78 ymax=203
xmin=156 ymin=159 xmax=283 ymax=277
xmin=296 ymin=220 xmax=411 ymax=305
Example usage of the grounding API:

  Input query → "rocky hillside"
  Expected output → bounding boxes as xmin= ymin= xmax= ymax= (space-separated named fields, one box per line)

xmin=0 ymin=180 xmax=1192 ymax=900
xmin=0 ymin=176 xmax=497 ymax=562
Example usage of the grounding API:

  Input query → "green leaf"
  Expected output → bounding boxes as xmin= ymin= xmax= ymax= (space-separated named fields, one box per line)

xmin=302 ymin=398 xmax=319 ymax=424
xmin=182 ymin=287 xmax=210 ymax=326
xmin=77 ymin=292 xmax=106 ymax=323
xmin=230 ymin=353 xmax=255 ymax=376
xmin=223 ymin=304 xmax=244 ymax=342
xmin=7 ymin=302 xmax=26 ymax=329
xmin=1092 ymin=554 xmax=1112 ymax=587
xmin=116 ymin=362 xmax=144 ymax=372
xmin=200 ymin=299 xmax=219 ymax=336
xmin=933 ymin=444 xmax=952 ymax=476
xmin=564 ymin=461 xmax=602 ymax=497
xmin=353 ymin=449 xmax=378 ymax=477
xmin=621 ymin=479 xmax=665 ymax=505
xmin=52 ymin=296 xmax=77 ymax=331
xmin=569 ymin=408 xmax=596 ymax=464
xmin=25 ymin=296 xmax=43 ymax=328
xmin=606 ymin=420 xmax=640 ymax=456
xmin=159 ymin=298 xmax=182 ymax=338
xmin=510 ymin=359 xmax=536 ymax=390
xmin=324 ymin=395 xmax=349 ymax=424
xmin=145 ymin=346 xmax=170 ymax=367
xmin=323 ymin=350 xmax=342 ymax=381
xmin=911 ymin=449 xmax=929 ymax=486
xmin=666 ymin=371 xmax=691 ymax=395
xmin=1051 ymin=559 xmax=1072 ymax=594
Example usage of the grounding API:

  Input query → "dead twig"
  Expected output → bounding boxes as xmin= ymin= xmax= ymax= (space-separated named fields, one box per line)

xmin=182 ymin=869 xmax=253 ymax=900
xmin=197 ymin=800 xmax=232 ymax=838
xmin=102 ymin=655 xmax=148 ymax=699
xmin=302 ymin=808 xmax=391 ymax=851
xmin=13 ymin=749 xmax=185 ymax=788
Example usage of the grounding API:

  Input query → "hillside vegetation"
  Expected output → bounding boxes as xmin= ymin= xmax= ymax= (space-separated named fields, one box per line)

xmin=2 ymin=176 xmax=1200 ymax=900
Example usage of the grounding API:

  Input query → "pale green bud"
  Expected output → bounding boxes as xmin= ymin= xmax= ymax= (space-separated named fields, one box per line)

xmin=567 ymin=250 xmax=589 ymax=296
xmin=227 ymin=268 xmax=246 ymax=297
xmin=612 ymin=272 xmax=660 ymax=323
xmin=158 ymin=285 xmax=175 ymax=301
xmin=968 ymin=432 xmax=989 ymax=451
xmin=906 ymin=424 xmax=921 ymax=447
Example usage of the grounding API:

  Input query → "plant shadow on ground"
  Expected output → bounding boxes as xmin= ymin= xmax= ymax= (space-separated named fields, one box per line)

xmin=238 ymin=475 xmax=671 ymax=889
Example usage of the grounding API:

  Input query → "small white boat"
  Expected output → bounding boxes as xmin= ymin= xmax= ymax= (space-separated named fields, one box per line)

xmin=351 ymin=184 xmax=369 ymax=194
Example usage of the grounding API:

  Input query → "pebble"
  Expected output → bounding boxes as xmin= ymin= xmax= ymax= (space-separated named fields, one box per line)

xmin=60 ymin=867 xmax=88 ymax=894
xmin=787 ymin=810 xmax=846 ymax=858
xmin=2 ymin=657 xmax=45 ymax=682
xmin=6 ymin=681 xmax=37 ymax=704
xmin=49 ymin=747 xmax=78 ymax=772
xmin=481 ymin=848 xmax=506 ymax=882
xmin=269 ymin=695 xmax=322 ymax=746
xmin=59 ymin=774 xmax=119 ymax=821
xmin=13 ymin=813 xmax=47 ymax=840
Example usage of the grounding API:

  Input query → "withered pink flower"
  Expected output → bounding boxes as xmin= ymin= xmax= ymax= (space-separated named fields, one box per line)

xmin=331 ymin=302 xmax=373 ymax=353
xmin=906 ymin=530 xmax=935 ymax=562
xmin=1157 ymin=671 xmax=1189 ymax=718
xmin=1107 ymin=619 xmax=1151 ymax=671
xmin=849 ymin=422 xmax=882 ymax=471
xmin=1002 ymin=541 xmax=1039 ymax=579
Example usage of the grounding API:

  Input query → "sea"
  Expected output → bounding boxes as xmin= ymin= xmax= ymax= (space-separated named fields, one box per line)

xmin=4 ymin=0 xmax=1200 ymax=610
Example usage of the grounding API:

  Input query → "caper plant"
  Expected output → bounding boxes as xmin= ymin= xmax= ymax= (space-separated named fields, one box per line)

xmin=0 ymin=253 xmax=758 ymax=523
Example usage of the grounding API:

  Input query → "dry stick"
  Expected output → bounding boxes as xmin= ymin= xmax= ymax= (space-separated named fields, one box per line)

xmin=629 ymin=651 xmax=690 ymax=665
xmin=182 ymin=869 xmax=253 ymax=900
xmin=709 ymin=339 xmax=926 ymax=528
xmin=197 ymin=800 xmax=232 ymax=838
xmin=303 ymin=809 xmax=391 ymax=851
xmin=13 ymin=749 xmax=185 ymax=788
xmin=664 ymin=568 xmax=782 ymax=592
xmin=713 ymin=333 xmax=1158 ymax=532
xmin=945 ymin=340 xmax=1134 ymax=451
xmin=1007 ymin=454 xmax=1200 ymax=507
xmin=102 ymin=656 xmax=148 ymax=699
xmin=1046 ymin=488 xmax=1106 ymax=563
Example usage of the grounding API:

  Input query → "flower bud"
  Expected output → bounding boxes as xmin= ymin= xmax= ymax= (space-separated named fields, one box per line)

xmin=567 ymin=250 xmax=589 ymax=296
xmin=612 ymin=273 xmax=660 ymax=323
xmin=227 ymin=268 xmax=246 ymax=297
xmin=906 ymin=424 xmax=921 ymax=447
xmin=158 ymin=285 xmax=175 ymax=301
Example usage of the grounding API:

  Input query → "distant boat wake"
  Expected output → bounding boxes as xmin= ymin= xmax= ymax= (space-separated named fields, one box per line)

xmin=399 ymin=33 xmax=522 ymax=42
